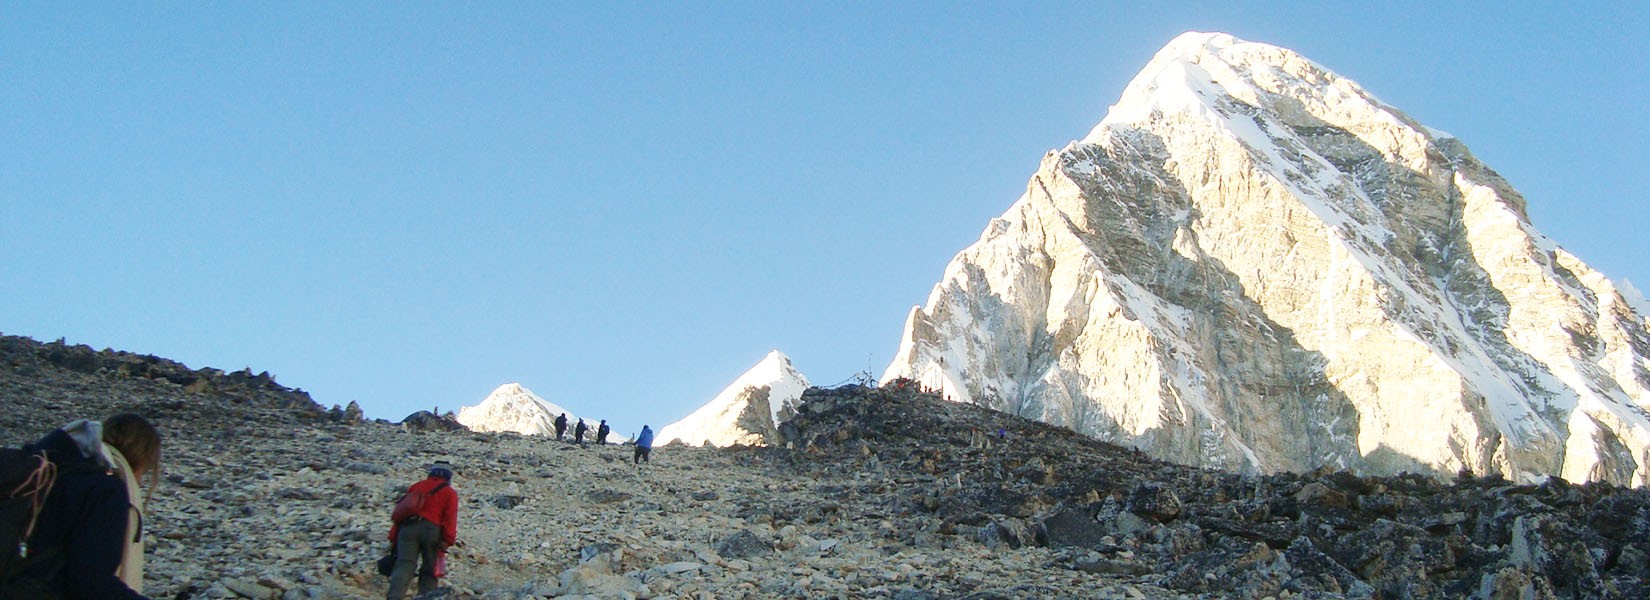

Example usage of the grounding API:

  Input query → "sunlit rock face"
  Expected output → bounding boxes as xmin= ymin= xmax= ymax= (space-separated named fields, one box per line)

xmin=884 ymin=32 xmax=1650 ymax=484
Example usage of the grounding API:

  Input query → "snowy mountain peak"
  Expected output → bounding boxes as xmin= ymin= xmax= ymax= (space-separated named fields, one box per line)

xmin=1623 ymin=279 xmax=1650 ymax=325
xmin=456 ymin=382 xmax=577 ymax=436
xmin=886 ymin=33 xmax=1650 ymax=484
xmin=659 ymin=350 xmax=811 ymax=447
xmin=1097 ymin=32 xmax=1399 ymax=138
xmin=749 ymin=349 xmax=798 ymax=380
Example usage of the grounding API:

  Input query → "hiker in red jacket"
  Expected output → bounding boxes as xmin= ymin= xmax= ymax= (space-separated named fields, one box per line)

xmin=386 ymin=461 xmax=459 ymax=600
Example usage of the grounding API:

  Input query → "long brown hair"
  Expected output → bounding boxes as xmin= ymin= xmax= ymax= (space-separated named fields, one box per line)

xmin=102 ymin=413 xmax=162 ymax=500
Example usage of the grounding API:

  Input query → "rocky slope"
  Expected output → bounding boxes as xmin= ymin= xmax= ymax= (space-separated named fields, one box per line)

xmin=7 ymin=333 xmax=1650 ymax=599
xmin=883 ymin=32 xmax=1650 ymax=484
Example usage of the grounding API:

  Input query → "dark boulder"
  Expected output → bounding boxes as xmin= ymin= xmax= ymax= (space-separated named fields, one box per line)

xmin=717 ymin=529 xmax=773 ymax=559
xmin=1043 ymin=507 xmax=1110 ymax=549
xmin=400 ymin=410 xmax=465 ymax=433
xmin=1127 ymin=482 xmax=1182 ymax=522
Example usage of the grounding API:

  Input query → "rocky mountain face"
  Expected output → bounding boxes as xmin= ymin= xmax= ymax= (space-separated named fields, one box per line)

xmin=883 ymin=32 xmax=1650 ymax=485
xmin=659 ymin=350 xmax=811 ymax=447
xmin=8 ymin=334 xmax=1649 ymax=599
xmin=457 ymin=383 xmax=577 ymax=437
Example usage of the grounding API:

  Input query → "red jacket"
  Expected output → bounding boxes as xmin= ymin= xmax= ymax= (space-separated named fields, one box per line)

xmin=388 ymin=476 xmax=458 ymax=546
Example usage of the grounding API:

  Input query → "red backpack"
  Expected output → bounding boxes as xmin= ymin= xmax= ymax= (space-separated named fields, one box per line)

xmin=390 ymin=480 xmax=447 ymax=524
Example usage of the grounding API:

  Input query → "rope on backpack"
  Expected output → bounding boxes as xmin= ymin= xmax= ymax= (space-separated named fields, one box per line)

xmin=10 ymin=453 xmax=58 ymax=556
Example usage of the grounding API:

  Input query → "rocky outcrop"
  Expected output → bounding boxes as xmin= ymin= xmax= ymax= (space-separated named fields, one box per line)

xmin=400 ymin=410 xmax=465 ymax=433
xmin=779 ymin=382 xmax=1650 ymax=598
xmin=0 ymin=333 xmax=324 ymax=416
xmin=328 ymin=400 xmax=364 ymax=425
xmin=883 ymin=32 xmax=1650 ymax=484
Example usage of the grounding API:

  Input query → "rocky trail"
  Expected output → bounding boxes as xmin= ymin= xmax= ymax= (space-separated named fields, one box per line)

xmin=6 ymin=335 xmax=1650 ymax=599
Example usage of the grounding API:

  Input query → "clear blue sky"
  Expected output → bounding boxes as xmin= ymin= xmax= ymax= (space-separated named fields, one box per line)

xmin=4 ymin=3 xmax=1645 ymax=438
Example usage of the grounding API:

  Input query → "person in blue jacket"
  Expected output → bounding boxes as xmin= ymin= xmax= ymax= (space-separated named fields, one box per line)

xmin=14 ymin=413 xmax=162 ymax=600
xmin=633 ymin=425 xmax=654 ymax=464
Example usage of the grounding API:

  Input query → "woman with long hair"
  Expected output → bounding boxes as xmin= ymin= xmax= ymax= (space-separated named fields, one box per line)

xmin=11 ymin=412 xmax=161 ymax=599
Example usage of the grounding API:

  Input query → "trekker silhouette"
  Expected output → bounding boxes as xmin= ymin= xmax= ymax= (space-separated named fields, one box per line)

xmin=386 ymin=461 xmax=459 ymax=600
xmin=634 ymin=425 xmax=654 ymax=464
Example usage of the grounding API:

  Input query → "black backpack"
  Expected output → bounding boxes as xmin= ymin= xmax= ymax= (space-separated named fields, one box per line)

xmin=0 ymin=449 xmax=58 ymax=586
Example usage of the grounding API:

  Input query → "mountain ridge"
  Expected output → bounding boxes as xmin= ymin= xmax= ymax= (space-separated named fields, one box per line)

xmin=9 ymin=333 xmax=1650 ymax=598
xmin=883 ymin=32 xmax=1650 ymax=484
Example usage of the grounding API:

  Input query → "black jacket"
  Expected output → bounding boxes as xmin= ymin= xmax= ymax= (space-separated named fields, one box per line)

xmin=16 ymin=429 xmax=149 ymax=600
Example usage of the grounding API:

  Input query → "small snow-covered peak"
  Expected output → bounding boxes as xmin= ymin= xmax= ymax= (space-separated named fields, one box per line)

xmin=1158 ymin=31 xmax=1241 ymax=59
xmin=1424 ymin=126 xmax=1457 ymax=140
xmin=659 ymin=350 xmax=812 ymax=447
xmin=1088 ymin=32 xmax=1290 ymax=138
xmin=1622 ymin=279 xmax=1650 ymax=321
xmin=456 ymin=382 xmax=576 ymax=436
xmin=748 ymin=349 xmax=800 ymax=380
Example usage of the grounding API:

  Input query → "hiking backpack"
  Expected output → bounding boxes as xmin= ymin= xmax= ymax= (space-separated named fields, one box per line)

xmin=0 ymin=449 xmax=58 ymax=583
xmin=390 ymin=481 xmax=448 ymax=524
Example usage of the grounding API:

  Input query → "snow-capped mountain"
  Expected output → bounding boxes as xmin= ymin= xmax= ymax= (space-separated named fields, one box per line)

xmin=456 ymin=383 xmax=578 ymax=436
xmin=659 ymin=350 xmax=811 ymax=447
xmin=1624 ymin=280 xmax=1650 ymax=326
xmin=883 ymin=32 xmax=1650 ymax=484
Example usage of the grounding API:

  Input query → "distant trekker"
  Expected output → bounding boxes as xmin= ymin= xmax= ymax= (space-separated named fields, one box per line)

xmin=634 ymin=425 xmax=654 ymax=464
xmin=553 ymin=413 xmax=568 ymax=441
xmin=386 ymin=461 xmax=459 ymax=600
xmin=596 ymin=419 xmax=610 ymax=445
xmin=574 ymin=419 xmax=588 ymax=445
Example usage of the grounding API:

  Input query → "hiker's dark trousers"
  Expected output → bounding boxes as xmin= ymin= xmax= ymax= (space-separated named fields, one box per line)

xmin=387 ymin=519 xmax=442 ymax=600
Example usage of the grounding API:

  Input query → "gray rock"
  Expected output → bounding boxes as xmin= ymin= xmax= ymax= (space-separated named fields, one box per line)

xmin=977 ymin=518 xmax=1043 ymax=549
xmin=717 ymin=530 xmax=773 ymax=559
xmin=1126 ymin=482 xmax=1181 ymax=522
xmin=1044 ymin=507 xmax=1108 ymax=549
xmin=345 ymin=462 xmax=387 ymax=475
xmin=587 ymin=489 xmax=632 ymax=504
xmin=222 ymin=578 xmax=270 ymax=599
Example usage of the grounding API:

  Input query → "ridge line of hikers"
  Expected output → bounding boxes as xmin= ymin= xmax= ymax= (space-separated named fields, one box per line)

xmin=551 ymin=413 xmax=610 ymax=446
xmin=550 ymin=414 xmax=655 ymax=465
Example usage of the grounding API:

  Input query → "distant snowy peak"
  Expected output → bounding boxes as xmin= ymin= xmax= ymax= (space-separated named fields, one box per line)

xmin=659 ymin=350 xmax=811 ymax=447
xmin=1623 ymin=279 xmax=1650 ymax=325
xmin=456 ymin=383 xmax=577 ymax=436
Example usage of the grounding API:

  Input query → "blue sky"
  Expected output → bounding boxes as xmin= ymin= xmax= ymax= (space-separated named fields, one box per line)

xmin=4 ymin=3 xmax=1645 ymax=438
